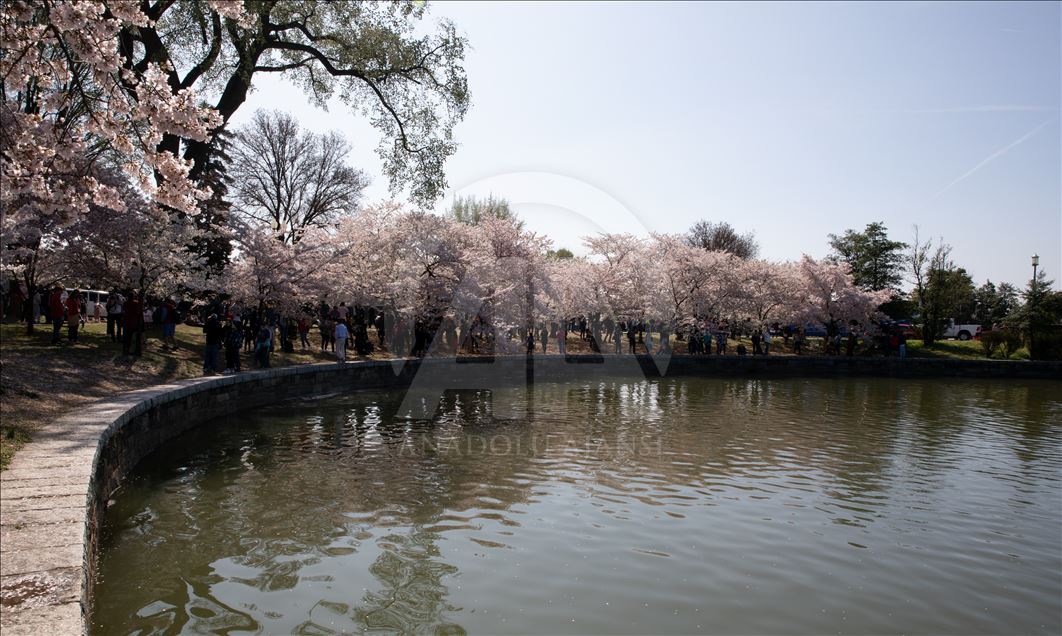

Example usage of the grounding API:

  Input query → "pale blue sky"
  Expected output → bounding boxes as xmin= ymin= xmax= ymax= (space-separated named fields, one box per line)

xmin=237 ymin=1 xmax=1061 ymax=290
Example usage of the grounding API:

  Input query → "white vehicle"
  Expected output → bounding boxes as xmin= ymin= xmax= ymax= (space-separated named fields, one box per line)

xmin=942 ymin=319 xmax=981 ymax=341
xmin=64 ymin=289 xmax=110 ymax=319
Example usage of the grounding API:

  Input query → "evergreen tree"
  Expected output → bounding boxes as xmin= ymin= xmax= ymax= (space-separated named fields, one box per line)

xmin=972 ymin=280 xmax=1018 ymax=328
xmin=828 ymin=222 xmax=908 ymax=292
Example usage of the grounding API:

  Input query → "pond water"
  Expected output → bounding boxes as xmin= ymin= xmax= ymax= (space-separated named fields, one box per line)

xmin=93 ymin=377 xmax=1062 ymax=635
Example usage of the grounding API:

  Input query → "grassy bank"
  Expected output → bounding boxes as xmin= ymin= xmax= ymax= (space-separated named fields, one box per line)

xmin=905 ymin=339 xmax=1029 ymax=360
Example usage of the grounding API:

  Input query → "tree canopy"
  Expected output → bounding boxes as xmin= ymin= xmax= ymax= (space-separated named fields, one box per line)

xmin=828 ymin=222 xmax=907 ymax=292
xmin=230 ymin=110 xmax=369 ymax=244
xmin=684 ymin=221 xmax=758 ymax=259
xmin=122 ymin=0 xmax=470 ymax=204
xmin=448 ymin=195 xmax=518 ymax=227
xmin=915 ymin=243 xmax=976 ymax=344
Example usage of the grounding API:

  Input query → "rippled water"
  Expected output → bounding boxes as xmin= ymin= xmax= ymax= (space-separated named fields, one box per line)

xmin=94 ymin=377 xmax=1062 ymax=635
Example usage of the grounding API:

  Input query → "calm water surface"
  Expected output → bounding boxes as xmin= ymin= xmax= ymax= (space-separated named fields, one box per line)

xmin=94 ymin=377 xmax=1062 ymax=635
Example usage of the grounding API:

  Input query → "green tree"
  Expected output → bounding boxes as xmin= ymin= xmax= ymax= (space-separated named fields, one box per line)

xmin=448 ymin=195 xmax=519 ymax=227
xmin=916 ymin=243 xmax=976 ymax=344
xmin=972 ymin=280 xmax=1018 ymax=329
xmin=1009 ymin=271 xmax=1062 ymax=360
xmin=111 ymin=1 xmax=470 ymax=206
xmin=828 ymin=222 xmax=908 ymax=292
xmin=547 ymin=248 xmax=574 ymax=259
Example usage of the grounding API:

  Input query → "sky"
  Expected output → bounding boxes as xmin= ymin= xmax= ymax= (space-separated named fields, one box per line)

xmin=234 ymin=1 xmax=1062 ymax=290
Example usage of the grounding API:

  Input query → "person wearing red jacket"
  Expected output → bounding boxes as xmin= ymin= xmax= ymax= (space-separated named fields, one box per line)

xmin=65 ymin=289 xmax=82 ymax=344
xmin=48 ymin=285 xmax=65 ymax=344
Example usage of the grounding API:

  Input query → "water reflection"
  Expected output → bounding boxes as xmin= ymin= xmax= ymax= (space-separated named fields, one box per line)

xmin=94 ymin=378 xmax=1062 ymax=635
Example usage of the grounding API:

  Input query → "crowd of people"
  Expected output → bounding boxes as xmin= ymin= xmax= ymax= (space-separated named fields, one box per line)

xmin=2 ymin=279 xmax=910 ymax=377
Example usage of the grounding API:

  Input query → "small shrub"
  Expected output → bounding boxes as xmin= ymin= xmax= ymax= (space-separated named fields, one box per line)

xmin=1000 ymin=330 xmax=1024 ymax=359
xmin=980 ymin=330 xmax=1002 ymax=358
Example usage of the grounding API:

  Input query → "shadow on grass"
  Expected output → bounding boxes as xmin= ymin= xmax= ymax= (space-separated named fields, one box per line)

xmin=904 ymin=339 xmax=1023 ymax=360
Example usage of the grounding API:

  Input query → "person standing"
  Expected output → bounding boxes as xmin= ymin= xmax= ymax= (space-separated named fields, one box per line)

xmin=47 ymin=285 xmax=65 ymax=344
xmin=244 ymin=315 xmax=256 ymax=353
xmin=898 ymin=332 xmax=907 ymax=360
xmin=65 ymin=289 xmax=82 ymax=343
xmin=161 ymin=298 xmax=179 ymax=349
xmin=763 ymin=329 xmax=772 ymax=355
xmin=202 ymin=313 xmax=223 ymax=375
xmin=751 ymin=329 xmax=762 ymax=355
xmin=334 ymin=319 xmax=349 ymax=362
xmin=123 ymin=292 xmax=144 ymax=356
xmin=255 ymin=323 xmax=272 ymax=367
xmin=106 ymin=292 xmax=118 ymax=341
xmin=298 ymin=316 xmax=310 ymax=349
xmin=224 ymin=317 xmax=243 ymax=373
xmin=320 ymin=316 xmax=333 ymax=351
xmin=540 ymin=324 xmax=548 ymax=354
xmin=526 ymin=330 xmax=535 ymax=356
xmin=557 ymin=322 xmax=567 ymax=355
xmin=31 ymin=289 xmax=41 ymax=324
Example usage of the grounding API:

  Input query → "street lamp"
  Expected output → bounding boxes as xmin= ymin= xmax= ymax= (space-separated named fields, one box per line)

xmin=1030 ymin=254 xmax=1040 ymax=358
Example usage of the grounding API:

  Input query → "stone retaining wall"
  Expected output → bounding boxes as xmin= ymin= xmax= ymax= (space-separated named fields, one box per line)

xmin=1 ymin=355 xmax=1059 ymax=633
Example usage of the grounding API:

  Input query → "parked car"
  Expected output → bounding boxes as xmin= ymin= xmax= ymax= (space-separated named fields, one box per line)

xmin=785 ymin=323 xmax=851 ymax=338
xmin=942 ymin=319 xmax=982 ymax=341
xmin=879 ymin=319 xmax=916 ymax=338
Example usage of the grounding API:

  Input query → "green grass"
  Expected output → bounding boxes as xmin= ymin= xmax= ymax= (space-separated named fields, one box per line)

xmin=905 ymin=338 xmax=1028 ymax=360
xmin=0 ymin=424 xmax=31 ymax=470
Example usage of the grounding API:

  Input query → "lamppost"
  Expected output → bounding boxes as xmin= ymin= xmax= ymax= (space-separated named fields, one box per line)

xmin=1030 ymin=254 xmax=1040 ymax=358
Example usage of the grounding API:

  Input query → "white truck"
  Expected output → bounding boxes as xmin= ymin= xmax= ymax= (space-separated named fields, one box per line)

xmin=942 ymin=319 xmax=982 ymax=341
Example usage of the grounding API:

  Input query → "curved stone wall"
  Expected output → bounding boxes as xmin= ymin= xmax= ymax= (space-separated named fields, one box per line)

xmin=1 ymin=355 xmax=1059 ymax=633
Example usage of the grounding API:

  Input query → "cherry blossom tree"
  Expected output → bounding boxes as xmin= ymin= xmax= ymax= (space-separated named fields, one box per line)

xmin=582 ymin=233 xmax=650 ymax=320
xmin=103 ymin=0 xmax=466 ymax=205
xmin=331 ymin=203 xmax=405 ymax=308
xmin=541 ymin=256 xmax=596 ymax=325
xmin=223 ymin=223 xmax=341 ymax=319
xmin=388 ymin=212 xmax=473 ymax=320
xmin=59 ymin=175 xmax=208 ymax=298
xmin=795 ymin=255 xmax=892 ymax=334
xmin=1 ymin=0 xmax=221 ymax=330
xmin=462 ymin=215 xmax=551 ymax=334
xmin=1 ymin=1 xmax=221 ymax=213
xmin=648 ymin=235 xmax=742 ymax=328
xmin=737 ymin=259 xmax=802 ymax=326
